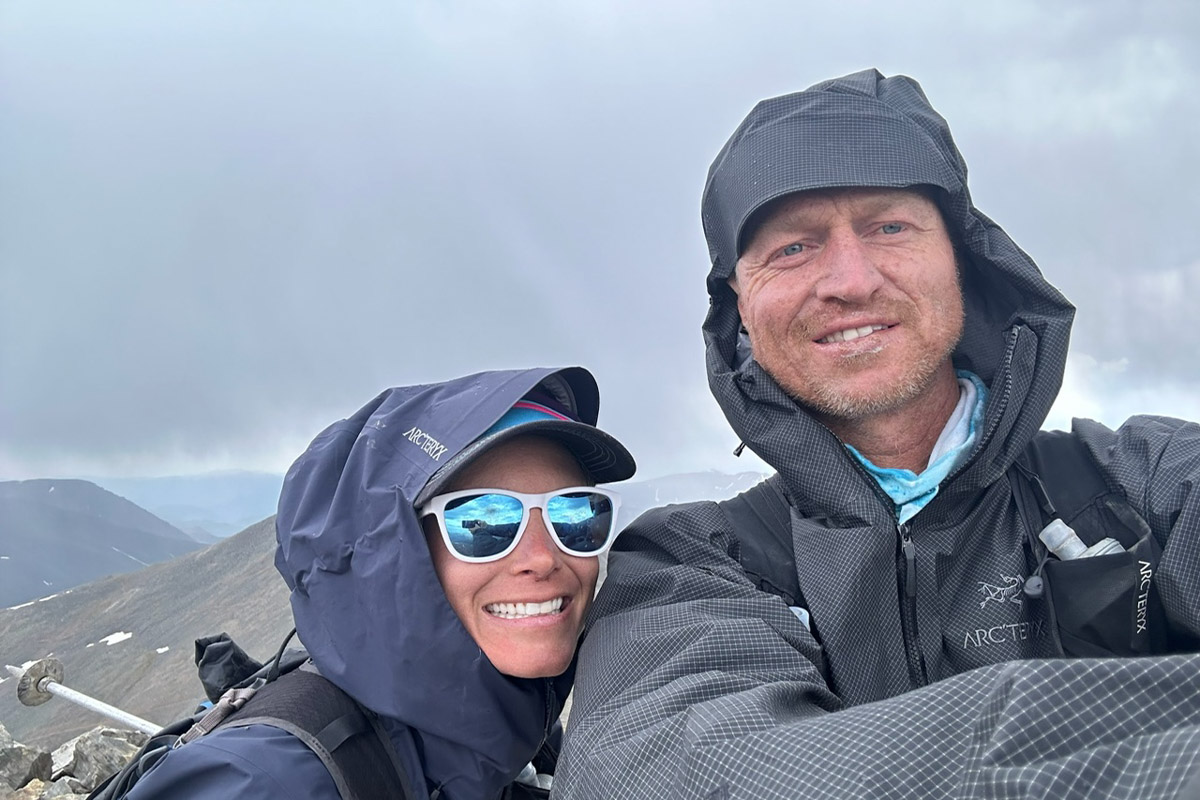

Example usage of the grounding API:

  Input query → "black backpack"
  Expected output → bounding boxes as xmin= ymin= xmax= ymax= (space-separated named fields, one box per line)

xmin=87 ymin=630 xmax=418 ymax=800
xmin=1008 ymin=430 xmax=1171 ymax=657
xmin=724 ymin=431 xmax=1173 ymax=659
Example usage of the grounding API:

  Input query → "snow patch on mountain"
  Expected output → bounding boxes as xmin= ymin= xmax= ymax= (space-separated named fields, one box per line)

xmin=110 ymin=547 xmax=150 ymax=567
xmin=98 ymin=632 xmax=133 ymax=646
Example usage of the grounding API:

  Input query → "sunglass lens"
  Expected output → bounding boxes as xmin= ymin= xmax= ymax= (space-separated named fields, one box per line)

xmin=546 ymin=492 xmax=615 ymax=554
xmin=442 ymin=493 xmax=524 ymax=559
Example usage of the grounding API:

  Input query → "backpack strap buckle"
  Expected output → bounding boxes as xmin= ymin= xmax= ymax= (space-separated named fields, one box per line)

xmin=178 ymin=685 xmax=260 ymax=744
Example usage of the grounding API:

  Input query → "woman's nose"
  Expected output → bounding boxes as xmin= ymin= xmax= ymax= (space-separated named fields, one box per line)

xmin=509 ymin=511 xmax=559 ymax=576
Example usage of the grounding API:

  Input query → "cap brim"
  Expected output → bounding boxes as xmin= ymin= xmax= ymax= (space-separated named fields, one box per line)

xmin=414 ymin=419 xmax=636 ymax=507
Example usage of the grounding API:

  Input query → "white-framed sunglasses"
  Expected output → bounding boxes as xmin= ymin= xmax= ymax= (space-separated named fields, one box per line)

xmin=418 ymin=486 xmax=621 ymax=564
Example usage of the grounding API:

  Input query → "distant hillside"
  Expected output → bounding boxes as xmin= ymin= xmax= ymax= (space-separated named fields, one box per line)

xmin=0 ymin=517 xmax=291 ymax=750
xmin=0 ymin=480 xmax=205 ymax=608
xmin=93 ymin=472 xmax=283 ymax=539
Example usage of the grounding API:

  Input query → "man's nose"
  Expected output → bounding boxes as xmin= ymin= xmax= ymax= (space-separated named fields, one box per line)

xmin=510 ymin=511 xmax=560 ymax=576
xmin=814 ymin=233 xmax=885 ymax=303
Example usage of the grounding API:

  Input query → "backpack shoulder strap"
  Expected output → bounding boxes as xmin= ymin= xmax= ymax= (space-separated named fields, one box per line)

xmin=1017 ymin=429 xmax=1115 ymax=526
xmin=220 ymin=667 xmax=420 ymax=800
xmin=1012 ymin=428 xmax=1147 ymax=550
xmin=718 ymin=473 xmax=802 ymax=607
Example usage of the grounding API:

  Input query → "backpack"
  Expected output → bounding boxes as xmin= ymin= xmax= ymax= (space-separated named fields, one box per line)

xmin=723 ymin=430 xmax=1171 ymax=660
xmin=87 ymin=630 xmax=419 ymax=800
xmin=1008 ymin=430 xmax=1170 ymax=657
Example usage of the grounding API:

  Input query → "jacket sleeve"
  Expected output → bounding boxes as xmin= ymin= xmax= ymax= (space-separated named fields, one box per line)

xmin=554 ymin=501 xmax=1200 ymax=800
xmin=1077 ymin=415 xmax=1200 ymax=642
xmin=124 ymin=724 xmax=340 ymax=800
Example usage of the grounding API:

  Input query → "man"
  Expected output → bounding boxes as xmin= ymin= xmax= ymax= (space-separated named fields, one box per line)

xmin=554 ymin=70 xmax=1200 ymax=798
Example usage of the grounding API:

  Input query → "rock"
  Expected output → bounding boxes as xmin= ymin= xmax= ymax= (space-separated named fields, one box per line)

xmin=59 ymin=727 xmax=147 ymax=791
xmin=2 ymin=777 xmax=44 ymax=799
xmin=1 ymin=778 xmax=86 ymax=799
xmin=40 ymin=778 xmax=87 ymax=798
xmin=48 ymin=739 xmax=78 ymax=782
xmin=0 ymin=723 xmax=52 ymax=791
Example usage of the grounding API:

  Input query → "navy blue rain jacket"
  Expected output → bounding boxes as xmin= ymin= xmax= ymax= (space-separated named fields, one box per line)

xmin=126 ymin=367 xmax=583 ymax=800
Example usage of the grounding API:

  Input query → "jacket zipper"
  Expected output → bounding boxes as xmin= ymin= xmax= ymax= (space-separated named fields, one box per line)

xmin=542 ymin=678 xmax=556 ymax=738
xmin=822 ymin=326 xmax=1024 ymax=691
xmin=892 ymin=324 xmax=1022 ymax=688
xmin=943 ymin=325 xmax=1021 ymax=486
xmin=897 ymin=522 xmax=928 ymax=687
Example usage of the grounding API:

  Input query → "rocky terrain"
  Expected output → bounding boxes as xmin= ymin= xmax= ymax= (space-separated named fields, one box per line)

xmin=1 ymin=721 xmax=147 ymax=799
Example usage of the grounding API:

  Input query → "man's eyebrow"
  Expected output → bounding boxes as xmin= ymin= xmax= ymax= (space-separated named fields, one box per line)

xmin=855 ymin=195 xmax=931 ymax=217
xmin=751 ymin=206 xmax=826 ymax=239
xmin=744 ymin=192 xmax=936 ymax=252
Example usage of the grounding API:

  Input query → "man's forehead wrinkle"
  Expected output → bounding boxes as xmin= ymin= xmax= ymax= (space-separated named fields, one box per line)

xmin=760 ymin=199 xmax=839 ymax=237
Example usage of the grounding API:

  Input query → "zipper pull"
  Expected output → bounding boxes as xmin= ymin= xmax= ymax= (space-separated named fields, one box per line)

xmin=900 ymin=524 xmax=917 ymax=598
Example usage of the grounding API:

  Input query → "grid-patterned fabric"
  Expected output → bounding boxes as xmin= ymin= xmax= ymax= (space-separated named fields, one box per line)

xmin=554 ymin=70 xmax=1200 ymax=799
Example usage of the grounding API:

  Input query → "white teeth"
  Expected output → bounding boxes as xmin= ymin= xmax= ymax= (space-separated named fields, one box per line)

xmin=485 ymin=597 xmax=565 ymax=619
xmin=818 ymin=324 xmax=888 ymax=344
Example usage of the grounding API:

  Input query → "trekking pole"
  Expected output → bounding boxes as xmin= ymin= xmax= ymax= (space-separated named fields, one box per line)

xmin=6 ymin=659 xmax=161 ymax=735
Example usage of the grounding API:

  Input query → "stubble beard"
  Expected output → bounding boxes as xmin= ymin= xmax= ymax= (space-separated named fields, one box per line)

xmin=773 ymin=295 xmax=966 ymax=422
xmin=800 ymin=342 xmax=952 ymax=420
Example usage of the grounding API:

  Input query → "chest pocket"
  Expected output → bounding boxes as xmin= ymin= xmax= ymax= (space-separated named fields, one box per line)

xmin=1009 ymin=430 xmax=1170 ymax=657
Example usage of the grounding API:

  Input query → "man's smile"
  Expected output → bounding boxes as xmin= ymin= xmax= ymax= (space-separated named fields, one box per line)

xmin=815 ymin=323 xmax=894 ymax=344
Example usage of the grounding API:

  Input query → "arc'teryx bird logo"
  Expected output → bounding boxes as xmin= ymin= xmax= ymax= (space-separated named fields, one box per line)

xmin=964 ymin=574 xmax=1047 ymax=649
xmin=977 ymin=576 xmax=1024 ymax=609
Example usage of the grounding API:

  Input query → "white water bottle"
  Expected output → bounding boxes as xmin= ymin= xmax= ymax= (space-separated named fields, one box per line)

xmin=1039 ymin=519 xmax=1124 ymax=560
xmin=1039 ymin=519 xmax=1087 ymax=560
xmin=1080 ymin=537 xmax=1124 ymax=557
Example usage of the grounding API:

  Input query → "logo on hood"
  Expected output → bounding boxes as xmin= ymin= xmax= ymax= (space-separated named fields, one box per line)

xmin=404 ymin=426 xmax=448 ymax=461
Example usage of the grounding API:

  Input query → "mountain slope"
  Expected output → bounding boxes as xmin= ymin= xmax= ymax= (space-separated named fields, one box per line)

xmin=0 ymin=516 xmax=292 ymax=750
xmin=0 ymin=480 xmax=204 ymax=608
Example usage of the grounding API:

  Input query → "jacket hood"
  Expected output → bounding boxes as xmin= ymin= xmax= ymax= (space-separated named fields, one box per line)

xmin=274 ymin=367 xmax=599 ymax=798
xmin=701 ymin=69 xmax=1076 ymax=498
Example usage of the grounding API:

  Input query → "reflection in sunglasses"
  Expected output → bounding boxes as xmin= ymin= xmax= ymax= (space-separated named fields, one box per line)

xmin=423 ymin=488 xmax=621 ymax=563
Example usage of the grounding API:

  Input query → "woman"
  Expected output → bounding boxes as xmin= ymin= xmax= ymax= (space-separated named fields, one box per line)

xmin=124 ymin=366 xmax=635 ymax=799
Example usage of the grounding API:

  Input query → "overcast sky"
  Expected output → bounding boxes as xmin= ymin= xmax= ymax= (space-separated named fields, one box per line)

xmin=2 ymin=0 xmax=1197 ymax=482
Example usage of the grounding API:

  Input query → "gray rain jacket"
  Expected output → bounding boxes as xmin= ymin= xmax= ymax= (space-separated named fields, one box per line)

xmin=554 ymin=70 xmax=1200 ymax=799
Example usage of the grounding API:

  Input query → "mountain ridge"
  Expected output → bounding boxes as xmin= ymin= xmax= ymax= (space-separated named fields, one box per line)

xmin=0 ymin=480 xmax=205 ymax=608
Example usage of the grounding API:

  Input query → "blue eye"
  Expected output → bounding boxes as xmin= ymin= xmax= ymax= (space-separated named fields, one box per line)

xmin=881 ymin=223 xmax=903 ymax=234
xmin=781 ymin=243 xmax=804 ymax=256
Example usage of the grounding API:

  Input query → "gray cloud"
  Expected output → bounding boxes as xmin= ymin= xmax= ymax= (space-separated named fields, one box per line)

xmin=2 ymin=0 xmax=1196 ymax=480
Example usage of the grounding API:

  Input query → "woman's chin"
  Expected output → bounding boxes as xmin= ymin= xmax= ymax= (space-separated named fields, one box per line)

xmin=492 ymin=649 xmax=574 ymax=680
